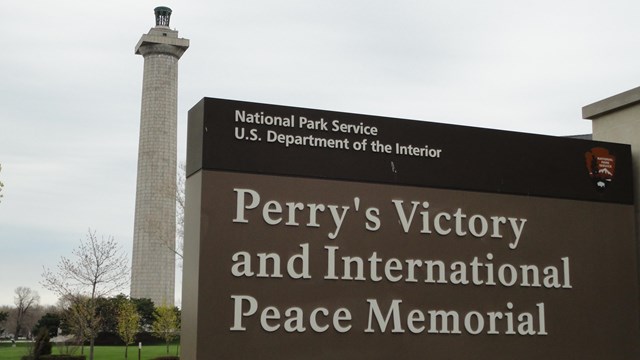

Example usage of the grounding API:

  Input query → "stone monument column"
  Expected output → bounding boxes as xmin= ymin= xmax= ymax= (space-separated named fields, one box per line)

xmin=131 ymin=7 xmax=189 ymax=306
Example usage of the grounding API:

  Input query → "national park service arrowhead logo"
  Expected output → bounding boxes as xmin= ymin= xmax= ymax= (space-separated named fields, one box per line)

xmin=585 ymin=147 xmax=615 ymax=191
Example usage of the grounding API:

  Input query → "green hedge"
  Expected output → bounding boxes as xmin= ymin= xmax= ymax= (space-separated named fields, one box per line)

xmin=21 ymin=356 xmax=86 ymax=360
xmin=152 ymin=357 xmax=180 ymax=360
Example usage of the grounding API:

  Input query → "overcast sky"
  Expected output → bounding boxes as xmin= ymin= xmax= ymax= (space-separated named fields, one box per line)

xmin=2 ymin=0 xmax=640 ymax=307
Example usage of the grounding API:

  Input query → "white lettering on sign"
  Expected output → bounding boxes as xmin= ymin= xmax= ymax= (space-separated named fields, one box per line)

xmin=233 ymin=107 xmax=443 ymax=158
xmin=365 ymin=299 xmax=547 ymax=336
xmin=232 ymin=188 xmax=528 ymax=249
xmin=233 ymin=188 xmax=351 ymax=240
xmin=230 ymin=295 xmax=353 ymax=333
xmin=391 ymin=200 xmax=527 ymax=250
xmin=224 ymin=187 xmax=573 ymax=337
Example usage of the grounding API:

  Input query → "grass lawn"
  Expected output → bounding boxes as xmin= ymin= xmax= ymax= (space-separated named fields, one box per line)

xmin=0 ymin=343 xmax=180 ymax=360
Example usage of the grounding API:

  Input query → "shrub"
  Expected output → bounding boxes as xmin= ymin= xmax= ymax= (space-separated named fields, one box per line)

xmin=22 ymin=354 xmax=87 ymax=360
xmin=135 ymin=331 xmax=166 ymax=345
xmin=23 ymin=328 xmax=54 ymax=360
xmin=94 ymin=331 xmax=123 ymax=345
xmin=152 ymin=357 xmax=180 ymax=360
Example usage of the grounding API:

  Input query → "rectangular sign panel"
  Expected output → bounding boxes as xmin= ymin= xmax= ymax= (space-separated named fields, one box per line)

xmin=182 ymin=98 xmax=640 ymax=359
xmin=187 ymin=98 xmax=632 ymax=203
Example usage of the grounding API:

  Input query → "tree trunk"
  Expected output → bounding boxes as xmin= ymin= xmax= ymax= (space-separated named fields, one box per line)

xmin=125 ymin=344 xmax=129 ymax=359
xmin=14 ymin=323 xmax=22 ymax=339
xmin=89 ymin=337 xmax=95 ymax=360
xmin=80 ymin=328 xmax=84 ymax=355
xmin=16 ymin=308 xmax=24 ymax=339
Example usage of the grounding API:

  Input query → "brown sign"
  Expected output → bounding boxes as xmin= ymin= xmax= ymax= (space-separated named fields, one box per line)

xmin=182 ymin=99 xmax=640 ymax=359
xmin=186 ymin=98 xmax=633 ymax=204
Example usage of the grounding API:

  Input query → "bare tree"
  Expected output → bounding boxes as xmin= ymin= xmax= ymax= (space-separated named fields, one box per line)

xmin=41 ymin=229 xmax=129 ymax=360
xmin=59 ymin=294 xmax=100 ymax=356
xmin=0 ymin=163 xmax=4 ymax=203
xmin=14 ymin=287 xmax=40 ymax=339
xmin=155 ymin=161 xmax=185 ymax=261
xmin=175 ymin=161 xmax=185 ymax=260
